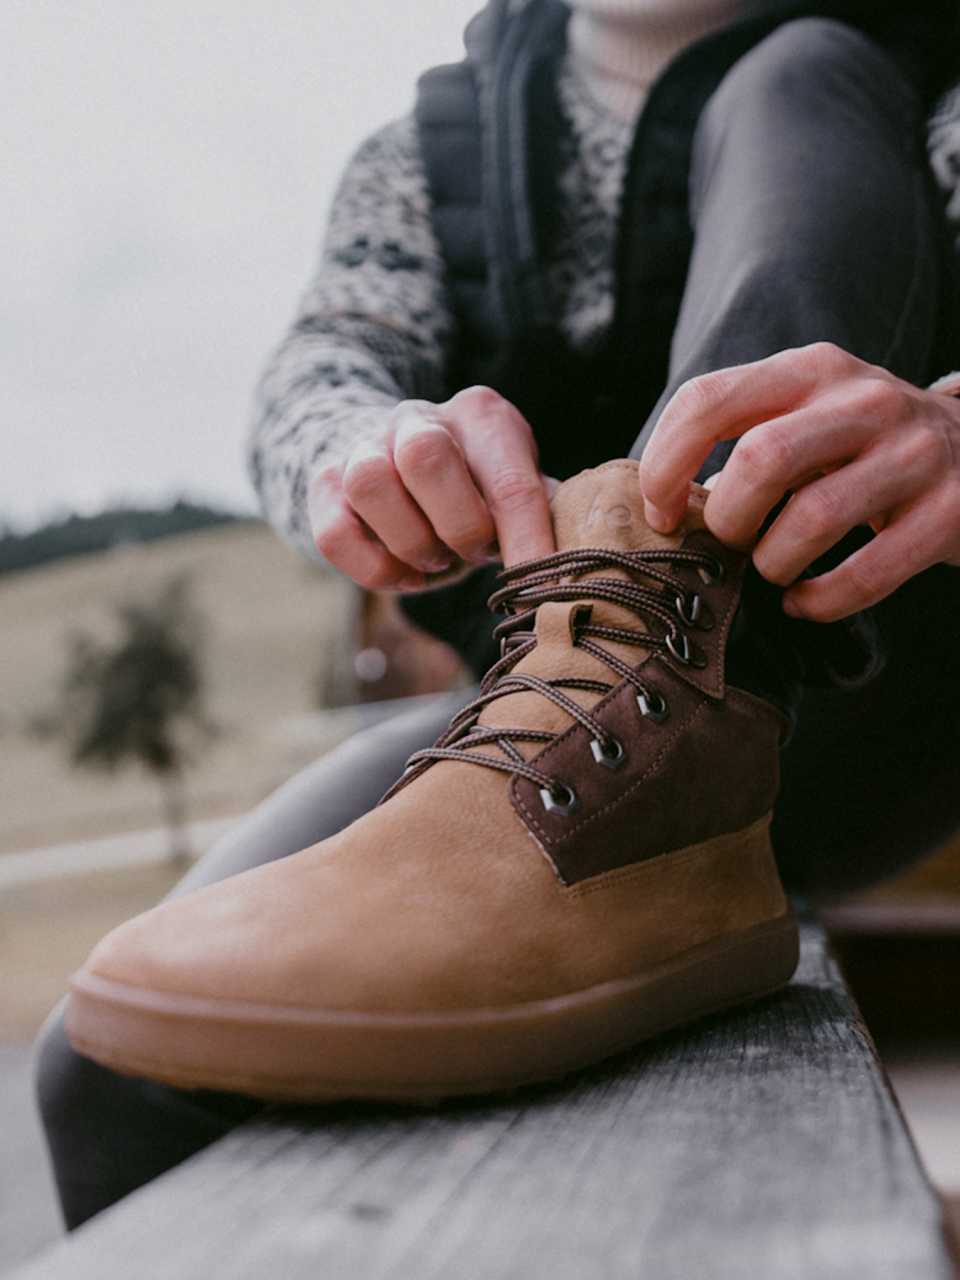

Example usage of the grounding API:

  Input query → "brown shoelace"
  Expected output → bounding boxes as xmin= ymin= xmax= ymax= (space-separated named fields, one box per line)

xmin=383 ymin=546 xmax=724 ymax=815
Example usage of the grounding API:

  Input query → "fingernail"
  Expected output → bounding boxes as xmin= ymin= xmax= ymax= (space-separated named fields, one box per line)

xmin=782 ymin=596 xmax=800 ymax=618
xmin=397 ymin=574 xmax=424 ymax=592
xmin=469 ymin=540 xmax=500 ymax=563
xmin=644 ymin=500 xmax=671 ymax=533
xmin=422 ymin=558 xmax=452 ymax=575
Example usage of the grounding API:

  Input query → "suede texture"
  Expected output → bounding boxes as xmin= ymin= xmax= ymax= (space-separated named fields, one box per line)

xmin=80 ymin=771 xmax=786 ymax=1016
xmin=75 ymin=461 xmax=791 ymax=1024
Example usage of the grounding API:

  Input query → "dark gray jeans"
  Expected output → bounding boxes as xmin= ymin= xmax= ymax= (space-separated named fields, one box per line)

xmin=36 ymin=17 xmax=960 ymax=1229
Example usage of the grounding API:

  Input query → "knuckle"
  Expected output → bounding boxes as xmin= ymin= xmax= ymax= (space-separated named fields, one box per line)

xmin=670 ymin=370 xmax=730 ymax=420
xmin=310 ymin=501 xmax=408 ymax=591
xmin=844 ymin=555 xmax=887 ymax=604
xmin=312 ymin=509 xmax=353 ymax=564
xmin=789 ymin=485 xmax=845 ymax=544
xmin=800 ymin=340 xmax=866 ymax=387
xmin=447 ymin=386 xmax=537 ymax=449
xmin=449 ymin=385 xmax=508 ymax=419
xmin=731 ymin=428 xmax=792 ymax=483
xmin=341 ymin=452 xmax=392 ymax=505
xmin=390 ymin=524 xmax=438 ymax=566
xmin=906 ymin=422 xmax=952 ymax=475
xmin=852 ymin=377 xmax=909 ymax=427
xmin=393 ymin=423 xmax=454 ymax=475
xmin=388 ymin=398 xmax=438 ymax=428
xmin=450 ymin=519 xmax=495 ymax=554
xmin=922 ymin=479 xmax=960 ymax=542
xmin=804 ymin=340 xmax=850 ymax=374
xmin=487 ymin=467 xmax=544 ymax=513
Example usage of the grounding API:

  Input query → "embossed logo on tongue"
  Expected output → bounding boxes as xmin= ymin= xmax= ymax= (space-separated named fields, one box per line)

xmin=587 ymin=496 xmax=632 ymax=536
xmin=550 ymin=460 xmax=699 ymax=554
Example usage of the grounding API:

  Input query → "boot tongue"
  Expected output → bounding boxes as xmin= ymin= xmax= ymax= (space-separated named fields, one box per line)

xmin=471 ymin=462 xmax=707 ymax=750
xmin=550 ymin=459 xmax=705 ymax=553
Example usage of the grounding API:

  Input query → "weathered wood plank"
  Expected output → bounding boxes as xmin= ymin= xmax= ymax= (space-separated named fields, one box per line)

xmin=12 ymin=912 xmax=954 ymax=1280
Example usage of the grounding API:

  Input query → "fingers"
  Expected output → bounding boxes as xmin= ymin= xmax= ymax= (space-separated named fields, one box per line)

xmin=783 ymin=502 xmax=946 ymax=621
xmin=705 ymin=376 xmax=919 ymax=551
xmin=308 ymin=389 xmax=555 ymax=592
xmin=782 ymin=458 xmax=960 ymax=621
xmin=342 ymin=436 xmax=454 ymax=573
xmin=638 ymin=341 xmax=960 ymax=620
xmin=749 ymin=429 xmax=943 ymax=588
xmin=391 ymin=407 xmax=498 ymax=562
xmin=440 ymin=387 xmax=555 ymax=568
xmin=309 ymin=470 xmax=426 ymax=592
xmin=387 ymin=390 xmax=554 ymax=568
xmin=640 ymin=343 xmax=867 ymax=530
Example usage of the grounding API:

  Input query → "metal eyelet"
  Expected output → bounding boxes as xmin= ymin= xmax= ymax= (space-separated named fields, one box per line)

xmin=590 ymin=735 xmax=625 ymax=770
xmin=539 ymin=782 xmax=580 ymax=818
xmin=637 ymin=690 xmax=669 ymax=723
xmin=667 ymin=632 xmax=707 ymax=669
xmin=697 ymin=557 xmax=725 ymax=588
xmin=675 ymin=593 xmax=714 ymax=632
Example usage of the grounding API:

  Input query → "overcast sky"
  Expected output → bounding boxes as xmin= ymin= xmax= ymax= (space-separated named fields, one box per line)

xmin=1 ymin=0 xmax=479 ymax=528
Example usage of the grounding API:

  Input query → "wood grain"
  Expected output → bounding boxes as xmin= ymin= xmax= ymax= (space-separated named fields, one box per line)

xmin=12 ymin=913 xmax=954 ymax=1279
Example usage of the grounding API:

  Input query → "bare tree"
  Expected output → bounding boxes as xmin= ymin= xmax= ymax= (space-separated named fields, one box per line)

xmin=56 ymin=576 xmax=214 ymax=863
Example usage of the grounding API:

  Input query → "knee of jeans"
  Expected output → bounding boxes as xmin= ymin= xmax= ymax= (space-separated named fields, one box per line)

xmin=697 ymin=17 xmax=916 ymax=158
xmin=33 ymin=1002 xmax=136 ymax=1163
xmin=34 ymin=1000 xmax=261 ymax=1230
xmin=34 ymin=1002 xmax=88 ymax=1138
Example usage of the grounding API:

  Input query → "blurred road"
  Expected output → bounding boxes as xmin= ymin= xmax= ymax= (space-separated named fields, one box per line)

xmin=0 ymin=818 xmax=240 ymax=890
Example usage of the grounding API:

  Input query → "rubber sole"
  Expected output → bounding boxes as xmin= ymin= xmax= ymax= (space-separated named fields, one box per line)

xmin=65 ymin=908 xmax=799 ymax=1102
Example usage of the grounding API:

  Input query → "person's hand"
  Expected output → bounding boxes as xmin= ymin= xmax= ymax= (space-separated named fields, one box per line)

xmin=639 ymin=343 xmax=960 ymax=622
xmin=308 ymin=386 xmax=557 ymax=591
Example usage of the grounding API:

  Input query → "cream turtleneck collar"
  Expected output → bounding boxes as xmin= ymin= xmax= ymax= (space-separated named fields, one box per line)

xmin=565 ymin=0 xmax=756 ymax=120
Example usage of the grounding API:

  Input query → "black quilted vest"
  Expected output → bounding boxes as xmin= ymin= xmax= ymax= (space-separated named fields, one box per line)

xmin=403 ymin=0 xmax=958 ymax=673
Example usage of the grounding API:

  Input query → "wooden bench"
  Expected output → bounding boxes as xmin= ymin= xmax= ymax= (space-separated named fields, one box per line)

xmin=11 ymin=908 xmax=957 ymax=1280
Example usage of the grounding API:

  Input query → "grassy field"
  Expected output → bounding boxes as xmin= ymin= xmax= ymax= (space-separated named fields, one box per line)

xmin=0 ymin=521 xmax=353 ymax=855
xmin=0 ymin=522 xmax=464 ymax=1039
xmin=0 ymin=523 xmax=359 ymax=1037
xmin=1 ymin=863 xmax=186 ymax=1038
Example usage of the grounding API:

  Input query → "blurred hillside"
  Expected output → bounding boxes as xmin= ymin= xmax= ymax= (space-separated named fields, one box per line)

xmin=0 ymin=502 xmax=247 ymax=577
xmin=0 ymin=521 xmax=354 ymax=853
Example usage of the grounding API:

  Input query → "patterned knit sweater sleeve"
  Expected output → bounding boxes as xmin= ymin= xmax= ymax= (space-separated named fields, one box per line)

xmin=248 ymin=116 xmax=453 ymax=559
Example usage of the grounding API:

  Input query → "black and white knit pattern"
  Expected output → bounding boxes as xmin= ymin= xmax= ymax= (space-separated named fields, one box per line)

xmin=249 ymin=59 xmax=960 ymax=561
xmin=929 ymin=82 xmax=960 ymax=231
xmin=248 ymin=58 xmax=633 ymax=559
xmin=249 ymin=118 xmax=450 ymax=558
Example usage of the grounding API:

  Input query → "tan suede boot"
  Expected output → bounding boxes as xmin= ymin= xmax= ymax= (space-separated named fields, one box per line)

xmin=66 ymin=460 xmax=798 ymax=1101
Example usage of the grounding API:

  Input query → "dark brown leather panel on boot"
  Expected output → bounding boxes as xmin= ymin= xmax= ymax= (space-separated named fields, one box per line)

xmin=499 ymin=500 xmax=789 ymax=885
xmin=511 ymin=669 xmax=785 ymax=886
